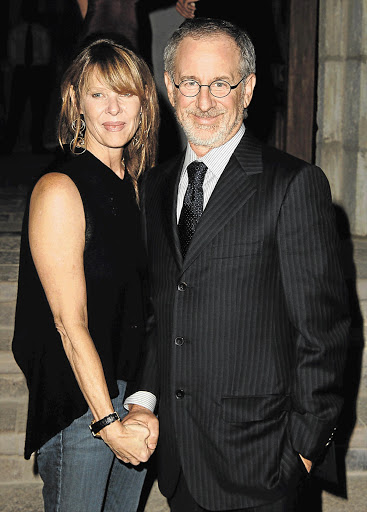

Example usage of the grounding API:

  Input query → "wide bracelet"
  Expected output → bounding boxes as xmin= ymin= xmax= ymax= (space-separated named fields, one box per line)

xmin=89 ymin=411 xmax=120 ymax=438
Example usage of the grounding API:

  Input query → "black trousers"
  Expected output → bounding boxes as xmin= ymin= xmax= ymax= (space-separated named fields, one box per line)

xmin=168 ymin=470 xmax=302 ymax=512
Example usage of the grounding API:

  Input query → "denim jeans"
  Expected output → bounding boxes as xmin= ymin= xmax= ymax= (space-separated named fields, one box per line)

xmin=37 ymin=380 xmax=147 ymax=512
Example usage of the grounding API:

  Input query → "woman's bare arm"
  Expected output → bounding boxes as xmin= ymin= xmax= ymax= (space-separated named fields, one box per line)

xmin=29 ymin=172 xmax=151 ymax=464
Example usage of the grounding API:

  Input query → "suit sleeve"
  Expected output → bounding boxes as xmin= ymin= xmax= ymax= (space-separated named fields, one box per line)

xmin=276 ymin=165 xmax=349 ymax=461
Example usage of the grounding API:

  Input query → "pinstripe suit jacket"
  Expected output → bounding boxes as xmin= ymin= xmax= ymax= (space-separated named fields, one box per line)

xmin=139 ymin=132 xmax=349 ymax=510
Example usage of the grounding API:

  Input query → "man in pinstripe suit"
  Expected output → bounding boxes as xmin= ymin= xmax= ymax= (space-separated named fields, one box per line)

xmin=123 ymin=18 xmax=349 ymax=512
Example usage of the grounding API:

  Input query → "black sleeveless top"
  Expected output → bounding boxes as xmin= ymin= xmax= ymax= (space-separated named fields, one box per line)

xmin=12 ymin=150 xmax=148 ymax=459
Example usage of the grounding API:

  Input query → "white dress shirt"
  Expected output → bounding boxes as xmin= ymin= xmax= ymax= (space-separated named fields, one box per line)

xmin=124 ymin=124 xmax=246 ymax=412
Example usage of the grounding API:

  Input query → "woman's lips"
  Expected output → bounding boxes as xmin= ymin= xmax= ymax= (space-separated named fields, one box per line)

xmin=102 ymin=122 xmax=126 ymax=131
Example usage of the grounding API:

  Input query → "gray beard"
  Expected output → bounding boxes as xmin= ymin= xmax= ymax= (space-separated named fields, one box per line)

xmin=174 ymin=98 xmax=245 ymax=149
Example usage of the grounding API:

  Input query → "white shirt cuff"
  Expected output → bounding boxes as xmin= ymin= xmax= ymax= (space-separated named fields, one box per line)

xmin=124 ymin=391 xmax=157 ymax=412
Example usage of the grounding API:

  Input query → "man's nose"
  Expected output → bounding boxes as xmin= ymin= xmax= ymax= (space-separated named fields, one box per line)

xmin=195 ymin=85 xmax=216 ymax=111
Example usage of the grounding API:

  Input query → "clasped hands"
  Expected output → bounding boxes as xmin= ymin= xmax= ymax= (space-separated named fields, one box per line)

xmin=99 ymin=405 xmax=159 ymax=466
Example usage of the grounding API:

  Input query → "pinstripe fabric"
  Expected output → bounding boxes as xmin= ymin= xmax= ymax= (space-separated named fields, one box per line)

xmin=139 ymin=132 xmax=349 ymax=510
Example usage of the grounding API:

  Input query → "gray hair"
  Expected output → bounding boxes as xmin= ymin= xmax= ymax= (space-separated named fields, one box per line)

xmin=163 ymin=17 xmax=256 ymax=80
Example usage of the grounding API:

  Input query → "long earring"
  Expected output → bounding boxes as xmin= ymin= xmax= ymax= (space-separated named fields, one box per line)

xmin=70 ymin=115 xmax=86 ymax=154
xmin=132 ymin=111 xmax=143 ymax=148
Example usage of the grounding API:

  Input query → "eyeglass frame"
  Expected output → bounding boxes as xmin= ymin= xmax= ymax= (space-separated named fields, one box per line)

xmin=172 ymin=76 xmax=249 ymax=98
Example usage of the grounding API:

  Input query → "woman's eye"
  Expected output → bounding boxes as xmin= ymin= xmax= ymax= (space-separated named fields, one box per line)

xmin=92 ymin=93 xmax=103 ymax=98
xmin=119 ymin=93 xmax=132 ymax=97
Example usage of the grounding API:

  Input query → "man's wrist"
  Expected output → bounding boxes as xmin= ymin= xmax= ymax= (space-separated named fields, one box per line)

xmin=129 ymin=403 xmax=150 ymax=413
xmin=124 ymin=391 xmax=157 ymax=412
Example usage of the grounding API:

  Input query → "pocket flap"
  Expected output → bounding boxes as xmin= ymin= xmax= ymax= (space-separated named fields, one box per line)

xmin=221 ymin=394 xmax=291 ymax=423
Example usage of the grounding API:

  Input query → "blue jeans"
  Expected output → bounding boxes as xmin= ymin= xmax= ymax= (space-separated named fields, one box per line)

xmin=37 ymin=381 xmax=147 ymax=512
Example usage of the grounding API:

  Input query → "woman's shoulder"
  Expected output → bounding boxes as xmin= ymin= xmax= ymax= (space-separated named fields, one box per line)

xmin=30 ymin=172 xmax=82 ymax=221
xmin=33 ymin=171 xmax=77 ymax=194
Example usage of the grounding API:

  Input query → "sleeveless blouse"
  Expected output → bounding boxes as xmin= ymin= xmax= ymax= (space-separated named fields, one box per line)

xmin=12 ymin=150 xmax=148 ymax=459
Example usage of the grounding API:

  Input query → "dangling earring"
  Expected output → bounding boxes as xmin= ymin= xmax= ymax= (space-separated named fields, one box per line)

xmin=132 ymin=133 xmax=143 ymax=148
xmin=132 ymin=110 xmax=143 ymax=148
xmin=70 ymin=115 xmax=86 ymax=154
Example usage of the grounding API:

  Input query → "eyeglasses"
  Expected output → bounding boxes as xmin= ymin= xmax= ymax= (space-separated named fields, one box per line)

xmin=173 ymin=76 xmax=248 ymax=98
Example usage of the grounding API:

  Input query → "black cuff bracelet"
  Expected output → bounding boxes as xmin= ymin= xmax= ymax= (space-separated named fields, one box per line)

xmin=89 ymin=411 xmax=121 ymax=438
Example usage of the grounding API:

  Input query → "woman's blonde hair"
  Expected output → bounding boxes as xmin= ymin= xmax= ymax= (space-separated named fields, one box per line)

xmin=58 ymin=38 xmax=159 ymax=199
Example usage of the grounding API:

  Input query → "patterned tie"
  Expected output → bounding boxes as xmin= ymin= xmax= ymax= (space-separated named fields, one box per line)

xmin=178 ymin=161 xmax=208 ymax=258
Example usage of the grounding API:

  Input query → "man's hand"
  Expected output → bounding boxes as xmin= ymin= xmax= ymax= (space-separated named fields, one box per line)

xmin=176 ymin=0 xmax=199 ymax=18
xmin=122 ymin=404 xmax=159 ymax=453
xmin=299 ymin=454 xmax=312 ymax=473
xmin=99 ymin=420 xmax=151 ymax=465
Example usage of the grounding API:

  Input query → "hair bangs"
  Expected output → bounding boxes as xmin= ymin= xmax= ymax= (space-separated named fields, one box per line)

xmin=81 ymin=47 xmax=145 ymax=100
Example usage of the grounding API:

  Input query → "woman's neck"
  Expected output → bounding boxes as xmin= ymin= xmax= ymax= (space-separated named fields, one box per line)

xmin=87 ymin=143 xmax=125 ymax=179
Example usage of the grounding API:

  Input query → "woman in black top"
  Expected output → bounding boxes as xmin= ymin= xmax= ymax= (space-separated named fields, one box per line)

xmin=12 ymin=38 xmax=159 ymax=511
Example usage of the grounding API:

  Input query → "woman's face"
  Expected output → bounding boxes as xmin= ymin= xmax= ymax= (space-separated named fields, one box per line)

xmin=78 ymin=70 xmax=141 ymax=154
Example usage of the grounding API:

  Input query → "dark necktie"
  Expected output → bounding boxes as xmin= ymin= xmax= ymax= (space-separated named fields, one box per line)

xmin=178 ymin=161 xmax=208 ymax=258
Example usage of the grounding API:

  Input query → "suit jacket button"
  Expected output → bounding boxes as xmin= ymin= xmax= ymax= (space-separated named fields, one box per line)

xmin=175 ymin=337 xmax=185 ymax=346
xmin=175 ymin=389 xmax=185 ymax=399
xmin=177 ymin=282 xmax=187 ymax=291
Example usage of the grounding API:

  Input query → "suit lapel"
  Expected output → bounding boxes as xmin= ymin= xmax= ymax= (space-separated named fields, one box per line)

xmin=182 ymin=132 xmax=263 ymax=271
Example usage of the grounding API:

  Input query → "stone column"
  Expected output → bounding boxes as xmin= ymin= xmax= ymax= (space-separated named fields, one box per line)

xmin=316 ymin=0 xmax=367 ymax=237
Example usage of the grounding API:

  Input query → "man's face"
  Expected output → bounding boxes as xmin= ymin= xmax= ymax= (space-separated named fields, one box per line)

xmin=165 ymin=34 xmax=255 ymax=157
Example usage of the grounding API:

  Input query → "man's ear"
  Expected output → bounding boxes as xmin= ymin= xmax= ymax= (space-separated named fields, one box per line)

xmin=243 ymin=73 xmax=256 ymax=109
xmin=164 ymin=72 xmax=175 ymax=107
